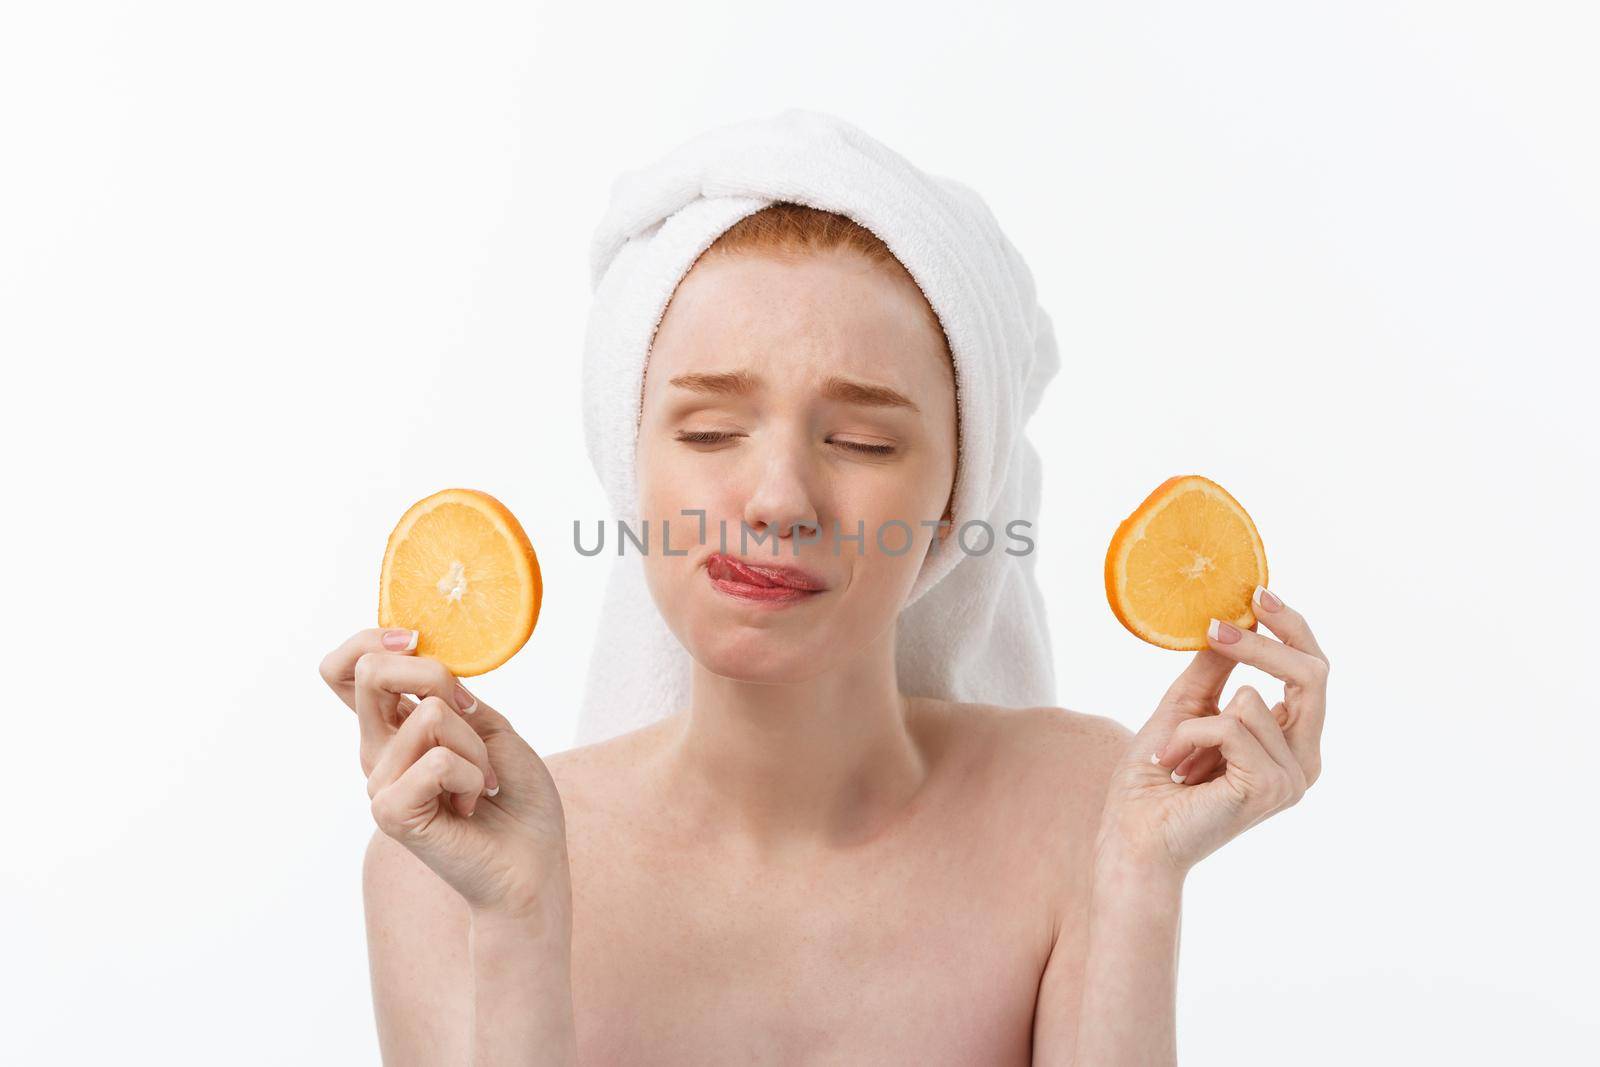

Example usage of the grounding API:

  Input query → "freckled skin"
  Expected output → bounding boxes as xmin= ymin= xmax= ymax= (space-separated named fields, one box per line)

xmin=633 ymin=246 xmax=958 ymax=672
xmin=545 ymin=248 xmax=1125 ymax=1062
xmin=547 ymin=697 xmax=1125 ymax=1064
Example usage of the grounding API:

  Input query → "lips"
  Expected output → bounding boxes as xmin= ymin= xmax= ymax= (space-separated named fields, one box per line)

xmin=705 ymin=553 xmax=827 ymax=592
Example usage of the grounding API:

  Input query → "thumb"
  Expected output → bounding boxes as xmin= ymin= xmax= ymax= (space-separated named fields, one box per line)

xmin=1159 ymin=646 xmax=1240 ymax=712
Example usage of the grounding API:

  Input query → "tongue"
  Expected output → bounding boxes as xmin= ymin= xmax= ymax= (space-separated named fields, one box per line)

xmin=727 ymin=559 xmax=778 ymax=587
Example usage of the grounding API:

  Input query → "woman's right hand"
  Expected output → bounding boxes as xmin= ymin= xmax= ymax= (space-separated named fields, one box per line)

xmin=319 ymin=627 xmax=571 ymax=921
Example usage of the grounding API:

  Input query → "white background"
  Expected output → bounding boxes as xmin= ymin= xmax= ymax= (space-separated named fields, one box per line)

xmin=3 ymin=2 xmax=1596 ymax=1063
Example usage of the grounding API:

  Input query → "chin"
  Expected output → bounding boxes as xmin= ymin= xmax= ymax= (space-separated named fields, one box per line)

xmin=682 ymin=621 xmax=834 ymax=685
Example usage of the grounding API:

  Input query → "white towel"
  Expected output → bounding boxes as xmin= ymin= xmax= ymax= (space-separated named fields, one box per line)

xmin=572 ymin=108 xmax=1059 ymax=748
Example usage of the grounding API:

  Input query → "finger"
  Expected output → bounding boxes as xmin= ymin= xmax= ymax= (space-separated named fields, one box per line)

xmin=1193 ymin=689 xmax=1307 ymax=819
xmin=366 ymin=696 xmax=496 ymax=802
xmin=370 ymin=744 xmax=488 ymax=837
xmin=1155 ymin=706 xmax=1277 ymax=785
xmin=1254 ymin=604 xmax=1331 ymax=790
xmin=1264 ymin=697 xmax=1320 ymax=787
xmin=1147 ymin=705 xmax=1217 ymax=778
xmin=1159 ymin=647 xmax=1240 ymax=711
xmin=1249 ymin=587 xmax=1330 ymax=774
xmin=319 ymin=627 xmax=421 ymax=711
xmin=1250 ymin=585 xmax=1330 ymax=665
xmin=1227 ymin=686 xmax=1304 ymax=789
xmin=1169 ymin=745 xmax=1222 ymax=786
xmin=1204 ymin=616 xmax=1328 ymax=694
xmin=1191 ymin=755 xmax=1229 ymax=786
xmin=353 ymin=653 xmax=478 ymax=775
xmin=1206 ymin=613 xmax=1327 ymax=757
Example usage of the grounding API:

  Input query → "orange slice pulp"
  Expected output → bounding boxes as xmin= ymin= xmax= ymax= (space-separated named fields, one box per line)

xmin=1104 ymin=475 xmax=1268 ymax=650
xmin=378 ymin=488 xmax=542 ymax=677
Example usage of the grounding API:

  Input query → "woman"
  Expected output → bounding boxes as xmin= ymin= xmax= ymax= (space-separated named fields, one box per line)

xmin=319 ymin=116 xmax=1329 ymax=1065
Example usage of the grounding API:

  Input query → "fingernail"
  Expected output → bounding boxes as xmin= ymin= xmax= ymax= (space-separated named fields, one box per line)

xmin=486 ymin=784 xmax=500 ymax=798
xmin=1150 ymin=752 xmax=1162 ymax=765
xmin=485 ymin=765 xmax=499 ymax=792
xmin=1208 ymin=618 xmax=1241 ymax=644
xmin=1253 ymin=585 xmax=1283 ymax=613
xmin=454 ymin=685 xmax=478 ymax=714
xmin=382 ymin=628 xmax=418 ymax=652
xmin=1171 ymin=770 xmax=1187 ymax=784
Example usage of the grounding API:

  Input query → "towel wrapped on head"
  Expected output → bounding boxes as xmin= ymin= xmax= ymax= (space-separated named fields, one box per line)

xmin=574 ymin=108 xmax=1059 ymax=748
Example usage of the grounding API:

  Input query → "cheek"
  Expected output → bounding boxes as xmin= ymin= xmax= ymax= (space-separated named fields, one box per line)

xmin=639 ymin=491 xmax=744 ymax=554
xmin=637 ymin=441 xmax=708 ymax=519
xmin=828 ymin=498 xmax=934 ymax=592
xmin=835 ymin=454 xmax=948 ymax=538
xmin=837 ymin=465 xmax=948 ymax=590
xmin=634 ymin=445 xmax=739 ymax=592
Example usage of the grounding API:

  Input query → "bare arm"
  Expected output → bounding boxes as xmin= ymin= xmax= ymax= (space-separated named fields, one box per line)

xmin=470 ymin=892 xmax=577 ymax=1066
xmin=364 ymin=829 xmax=578 ymax=1065
xmin=363 ymin=829 xmax=472 ymax=1064
xmin=1067 ymin=844 xmax=1184 ymax=1064
xmin=1028 ymin=712 xmax=1167 ymax=1066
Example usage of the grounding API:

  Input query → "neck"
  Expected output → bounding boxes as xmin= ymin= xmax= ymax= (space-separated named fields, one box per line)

xmin=658 ymin=625 xmax=929 ymax=855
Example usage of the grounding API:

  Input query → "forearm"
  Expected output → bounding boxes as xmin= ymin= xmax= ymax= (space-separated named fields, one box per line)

xmin=1072 ymin=844 xmax=1185 ymax=1065
xmin=469 ymin=892 xmax=577 ymax=1067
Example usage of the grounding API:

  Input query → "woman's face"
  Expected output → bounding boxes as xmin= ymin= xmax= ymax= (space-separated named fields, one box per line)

xmin=635 ymin=246 xmax=958 ymax=685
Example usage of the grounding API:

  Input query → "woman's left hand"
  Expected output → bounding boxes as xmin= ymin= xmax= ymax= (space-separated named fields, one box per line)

xmin=1096 ymin=585 xmax=1330 ymax=875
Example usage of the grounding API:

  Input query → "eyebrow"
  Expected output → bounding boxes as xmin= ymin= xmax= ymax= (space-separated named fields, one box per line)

xmin=667 ymin=369 xmax=920 ymax=412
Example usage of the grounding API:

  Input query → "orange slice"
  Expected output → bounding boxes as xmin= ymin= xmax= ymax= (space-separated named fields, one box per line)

xmin=378 ymin=488 xmax=542 ymax=677
xmin=1104 ymin=475 xmax=1268 ymax=650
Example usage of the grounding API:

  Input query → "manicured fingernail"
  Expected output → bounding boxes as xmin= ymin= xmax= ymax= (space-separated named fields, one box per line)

xmin=1171 ymin=770 xmax=1187 ymax=784
xmin=1253 ymin=585 xmax=1283 ymax=612
xmin=382 ymin=628 xmax=418 ymax=652
xmin=454 ymin=685 xmax=478 ymax=714
xmin=1150 ymin=752 xmax=1162 ymax=765
xmin=1208 ymin=618 xmax=1241 ymax=644
xmin=485 ymin=765 xmax=498 ymax=792
xmin=486 ymin=784 xmax=500 ymax=797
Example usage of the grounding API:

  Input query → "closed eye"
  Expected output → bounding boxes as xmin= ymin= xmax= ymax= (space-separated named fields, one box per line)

xmin=673 ymin=430 xmax=896 ymax=456
xmin=674 ymin=430 xmax=742 ymax=446
xmin=832 ymin=439 xmax=897 ymax=456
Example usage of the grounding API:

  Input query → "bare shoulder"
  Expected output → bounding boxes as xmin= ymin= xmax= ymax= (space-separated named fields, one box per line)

xmin=909 ymin=697 xmax=1135 ymax=851
xmin=913 ymin=696 xmax=1134 ymax=783
xmin=1004 ymin=704 xmax=1135 ymax=821
xmin=1002 ymin=704 xmax=1135 ymax=776
xmin=988 ymin=702 xmax=1134 ymax=745
xmin=541 ymin=715 xmax=683 ymax=849
xmin=909 ymin=698 xmax=1137 ymax=939
xmin=543 ymin=714 xmax=677 ymax=798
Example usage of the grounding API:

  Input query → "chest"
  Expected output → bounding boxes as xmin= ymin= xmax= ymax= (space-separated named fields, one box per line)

xmin=564 ymin=825 xmax=1053 ymax=1065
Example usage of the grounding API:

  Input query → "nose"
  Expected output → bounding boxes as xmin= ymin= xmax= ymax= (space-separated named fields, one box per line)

xmin=741 ymin=440 xmax=821 ymax=545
